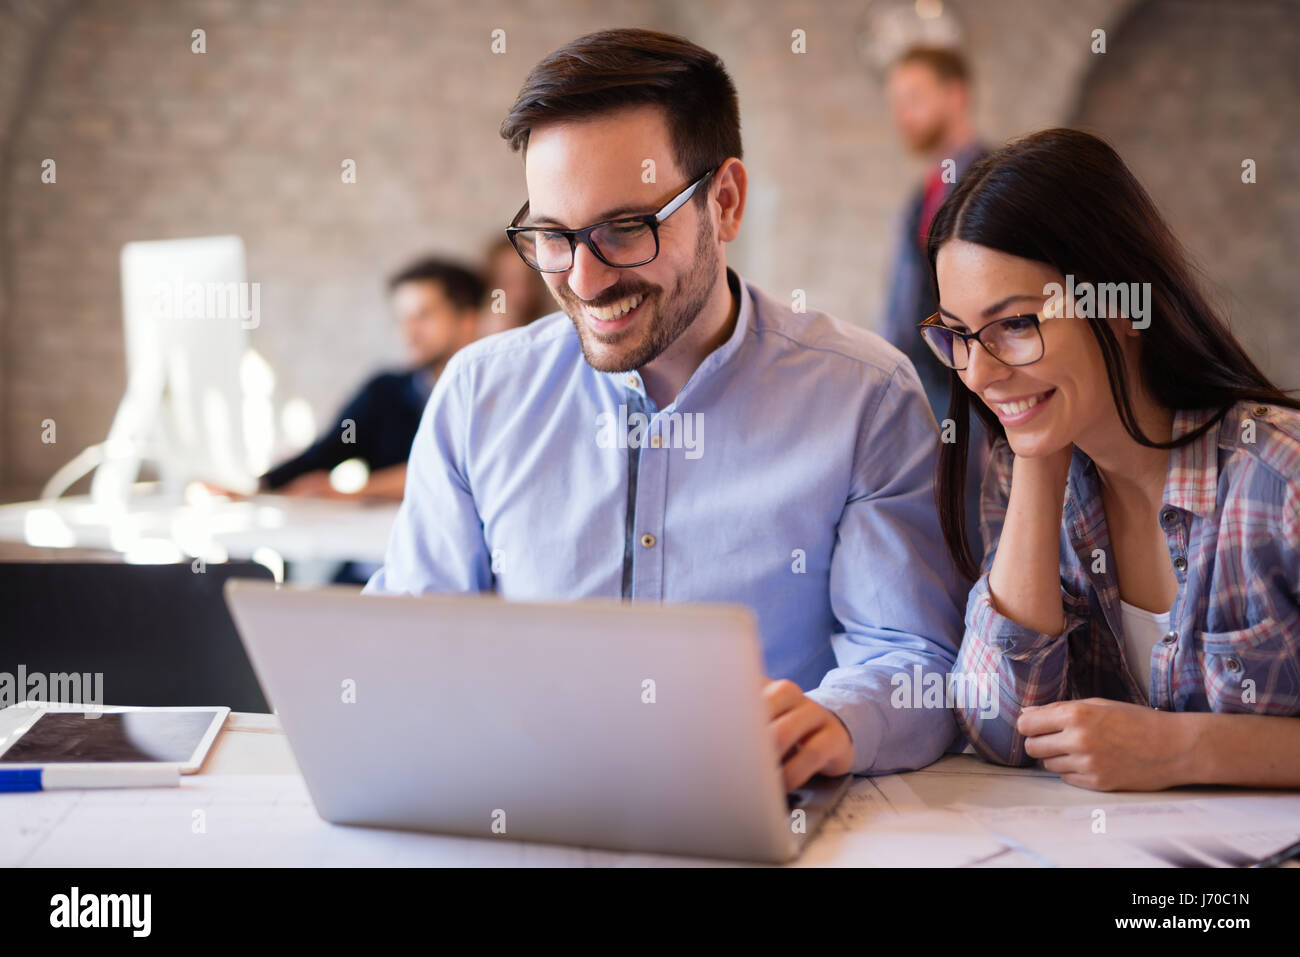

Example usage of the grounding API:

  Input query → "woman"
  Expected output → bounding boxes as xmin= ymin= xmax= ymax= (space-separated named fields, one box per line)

xmin=922 ymin=128 xmax=1300 ymax=791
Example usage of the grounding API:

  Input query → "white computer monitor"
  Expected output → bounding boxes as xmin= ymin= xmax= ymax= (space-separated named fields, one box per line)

xmin=94 ymin=235 xmax=260 ymax=503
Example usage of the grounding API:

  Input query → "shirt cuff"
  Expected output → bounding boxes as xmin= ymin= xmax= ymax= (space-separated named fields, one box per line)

xmin=964 ymin=573 xmax=1080 ymax=659
xmin=803 ymin=686 xmax=884 ymax=775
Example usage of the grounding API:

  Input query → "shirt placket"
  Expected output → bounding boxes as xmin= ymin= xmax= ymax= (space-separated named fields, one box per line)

xmin=619 ymin=372 xmax=666 ymax=601
xmin=1154 ymin=504 xmax=1189 ymax=710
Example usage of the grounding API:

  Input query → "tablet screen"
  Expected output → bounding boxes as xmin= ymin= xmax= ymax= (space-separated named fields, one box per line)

xmin=0 ymin=710 xmax=223 ymax=765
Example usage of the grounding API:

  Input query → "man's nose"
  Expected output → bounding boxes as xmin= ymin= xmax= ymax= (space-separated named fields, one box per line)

xmin=566 ymin=242 xmax=620 ymax=304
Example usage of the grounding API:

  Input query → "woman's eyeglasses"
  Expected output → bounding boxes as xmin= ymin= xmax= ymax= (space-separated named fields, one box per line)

xmin=917 ymin=311 xmax=1048 ymax=370
xmin=504 ymin=166 xmax=717 ymax=274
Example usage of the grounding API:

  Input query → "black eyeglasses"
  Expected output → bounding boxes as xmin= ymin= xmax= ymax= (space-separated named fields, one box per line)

xmin=504 ymin=166 xmax=717 ymax=273
xmin=918 ymin=311 xmax=1049 ymax=370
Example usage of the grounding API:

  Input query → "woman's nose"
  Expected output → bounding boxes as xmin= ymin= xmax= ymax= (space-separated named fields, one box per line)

xmin=960 ymin=339 xmax=1007 ymax=393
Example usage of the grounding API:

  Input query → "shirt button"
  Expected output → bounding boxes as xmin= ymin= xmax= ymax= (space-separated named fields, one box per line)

xmin=640 ymin=533 xmax=656 ymax=548
xmin=649 ymin=434 xmax=662 ymax=448
xmin=1160 ymin=508 xmax=1178 ymax=525
xmin=1252 ymin=405 xmax=1269 ymax=418
xmin=1224 ymin=657 xmax=1242 ymax=673
xmin=1161 ymin=631 xmax=1177 ymax=644
xmin=626 ymin=374 xmax=639 ymax=388
xmin=1172 ymin=556 xmax=1187 ymax=572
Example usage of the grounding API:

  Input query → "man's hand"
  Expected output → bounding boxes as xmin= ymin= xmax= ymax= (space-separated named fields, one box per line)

xmin=1018 ymin=697 xmax=1194 ymax=791
xmin=763 ymin=679 xmax=854 ymax=791
xmin=356 ymin=464 xmax=408 ymax=501
xmin=188 ymin=480 xmax=249 ymax=501
xmin=278 ymin=466 xmax=406 ymax=501
xmin=280 ymin=470 xmax=344 ymax=498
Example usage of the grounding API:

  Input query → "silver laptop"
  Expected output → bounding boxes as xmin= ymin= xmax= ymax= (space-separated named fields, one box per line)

xmin=224 ymin=581 xmax=849 ymax=863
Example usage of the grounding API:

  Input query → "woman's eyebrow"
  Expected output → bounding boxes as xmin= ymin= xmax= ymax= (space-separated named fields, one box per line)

xmin=938 ymin=293 xmax=1044 ymax=326
xmin=980 ymin=293 xmax=1043 ymax=317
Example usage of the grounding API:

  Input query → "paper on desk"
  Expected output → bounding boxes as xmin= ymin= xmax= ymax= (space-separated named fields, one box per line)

xmin=800 ymin=774 xmax=1010 ymax=867
xmin=956 ymin=793 xmax=1300 ymax=867
xmin=799 ymin=808 xmax=1011 ymax=867
xmin=819 ymin=772 xmax=924 ymax=832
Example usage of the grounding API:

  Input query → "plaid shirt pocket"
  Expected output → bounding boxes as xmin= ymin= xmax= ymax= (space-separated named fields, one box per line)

xmin=1199 ymin=612 xmax=1300 ymax=715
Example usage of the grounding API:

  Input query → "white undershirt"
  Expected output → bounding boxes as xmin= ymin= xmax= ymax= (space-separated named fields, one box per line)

xmin=1119 ymin=600 xmax=1172 ymax=694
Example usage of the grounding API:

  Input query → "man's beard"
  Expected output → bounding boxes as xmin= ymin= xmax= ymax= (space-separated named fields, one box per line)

xmin=910 ymin=118 xmax=947 ymax=155
xmin=556 ymin=215 xmax=719 ymax=374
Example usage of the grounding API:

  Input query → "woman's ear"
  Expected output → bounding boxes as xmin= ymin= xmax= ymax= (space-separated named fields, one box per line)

xmin=1110 ymin=312 xmax=1141 ymax=340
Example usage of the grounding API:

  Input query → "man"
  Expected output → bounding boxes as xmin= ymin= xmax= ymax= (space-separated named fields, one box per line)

xmin=260 ymin=257 xmax=484 ymax=501
xmin=367 ymin=29 xmax=969 ymax=789
xmin=881 ymin=46 xmax=989 ymax=548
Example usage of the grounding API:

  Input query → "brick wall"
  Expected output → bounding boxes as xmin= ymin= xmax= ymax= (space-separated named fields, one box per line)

xmin=2 ymin=0 xmax=1295 ymax=495
xmin=0 ymin=0 xmax=79 ymax=491
xmin=1073 ymin=0 xmax=1300 ymax=387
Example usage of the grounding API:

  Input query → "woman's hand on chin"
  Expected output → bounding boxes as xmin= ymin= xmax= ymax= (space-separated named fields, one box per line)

xmin=1010 ymin=442 xmax=1073 ymax=493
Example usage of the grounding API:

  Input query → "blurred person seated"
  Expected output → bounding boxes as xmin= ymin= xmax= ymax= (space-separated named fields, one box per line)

xmin=260 ymin=257 xmax=486 ymax=501
xmin=476 ymin=237 xmax=554 ymax=338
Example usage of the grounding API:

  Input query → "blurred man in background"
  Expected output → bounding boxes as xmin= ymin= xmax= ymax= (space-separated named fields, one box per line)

xmin=259 ymin=257 xmax=485 ymax=501
xmin=881 ymin=46 xmax=988 ymax=547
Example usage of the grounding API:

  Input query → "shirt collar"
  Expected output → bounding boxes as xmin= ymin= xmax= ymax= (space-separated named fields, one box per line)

xmin=413 ymin=367 xmax=437 ymax=400
xmin=604 ymin=267 xmax=751 ymax=408
xmin=951 ymin=141 xmax=986 ymax=175
xmin=1162 ymin=406 xmax=1225 ymax=517
xmin=1065 ymin=405 xmax=1224 ymax=547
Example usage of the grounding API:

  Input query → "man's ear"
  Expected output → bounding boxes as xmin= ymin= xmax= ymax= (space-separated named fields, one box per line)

xmin=714 ymin=158 xmax=747 ymax=244
xmin=951 ymin=80 xmax=972 ymax=118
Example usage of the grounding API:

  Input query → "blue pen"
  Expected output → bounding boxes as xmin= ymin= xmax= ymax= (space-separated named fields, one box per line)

xmin=0 ymin=765 xmax=181 ymax=791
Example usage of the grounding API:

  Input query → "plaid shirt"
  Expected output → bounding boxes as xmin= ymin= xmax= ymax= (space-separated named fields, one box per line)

xmin=954 ymin=401 xmax=1300 ymax=766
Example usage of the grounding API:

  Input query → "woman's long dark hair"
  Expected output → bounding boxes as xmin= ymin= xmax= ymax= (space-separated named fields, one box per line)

xmin=927 ymin=128 xmax=1300 ymax=582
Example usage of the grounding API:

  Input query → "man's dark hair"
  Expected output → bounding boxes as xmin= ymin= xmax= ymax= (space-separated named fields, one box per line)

xmin=500 ymin=28 xmax=742 ymax=198
xmin=893 ymin=46 xmax=971 ymax=86
xmin=387 ymin=257 xmax=487 ymax=312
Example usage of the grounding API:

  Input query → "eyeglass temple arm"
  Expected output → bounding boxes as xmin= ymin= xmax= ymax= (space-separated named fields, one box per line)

xmin=656 ymin=168 xmax=716 ymax=222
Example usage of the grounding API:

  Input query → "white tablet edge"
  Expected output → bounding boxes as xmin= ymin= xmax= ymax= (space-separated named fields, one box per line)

xmin=0 ymin=704 xmax=230 ymax=774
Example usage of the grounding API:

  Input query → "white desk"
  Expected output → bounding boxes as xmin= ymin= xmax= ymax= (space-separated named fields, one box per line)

xmin=0 ymin=490 xmax=397 ymax=565
xmin=6 ymin=712 xmax=1296 ymax=867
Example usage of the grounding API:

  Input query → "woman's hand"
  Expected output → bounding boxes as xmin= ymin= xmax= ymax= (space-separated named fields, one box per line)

xmin=1013 ymin=441 xmax=1073 ymax=490
xmin=1018 ymin=698 xmax=1195 ymax=790
xmin=986 ymin=443 xmax=1074 ymax=635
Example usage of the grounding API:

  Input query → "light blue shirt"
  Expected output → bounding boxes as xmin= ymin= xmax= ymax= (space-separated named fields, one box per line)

xmin=366 ymin=269 xmax=969 ymax=773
